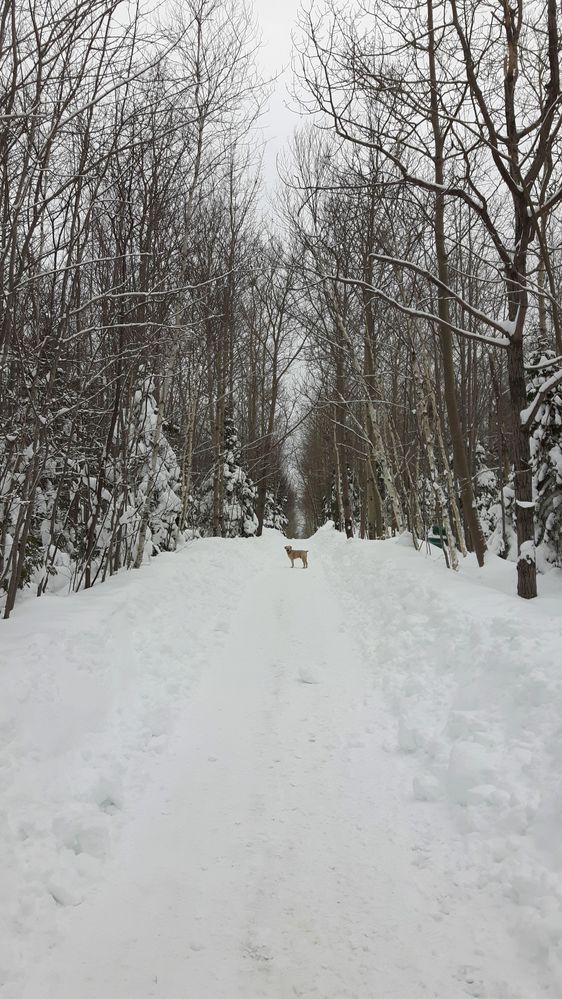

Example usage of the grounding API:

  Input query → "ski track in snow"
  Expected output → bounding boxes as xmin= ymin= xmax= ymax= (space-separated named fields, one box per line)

xmin=1 ymin=528 xmax=562 ymax=998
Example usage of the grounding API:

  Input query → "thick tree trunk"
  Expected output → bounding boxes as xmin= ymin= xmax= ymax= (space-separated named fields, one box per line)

xmin=507 ymin=319 xmax=537 ymax=598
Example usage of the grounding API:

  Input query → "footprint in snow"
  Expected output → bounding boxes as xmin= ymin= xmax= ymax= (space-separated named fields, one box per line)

xmin=298 ymin=666 xmax=320 ymax=684
xmin=242 ymin=942 xmax=273 ymax=963
xmin=456 ymin=967 xmax=487 ymax=998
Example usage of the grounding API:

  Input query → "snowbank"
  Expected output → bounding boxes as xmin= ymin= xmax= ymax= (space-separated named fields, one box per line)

xmin=320 ymin=529 xmax=562 ymax=992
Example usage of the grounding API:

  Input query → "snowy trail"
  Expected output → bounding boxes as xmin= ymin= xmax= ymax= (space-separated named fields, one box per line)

xmin=4 ymin=530 xmax=562 ymax=997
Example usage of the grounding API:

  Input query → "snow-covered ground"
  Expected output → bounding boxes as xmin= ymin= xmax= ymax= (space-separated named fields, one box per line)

xmin=1 ymin=527 xmax=561 ymax=998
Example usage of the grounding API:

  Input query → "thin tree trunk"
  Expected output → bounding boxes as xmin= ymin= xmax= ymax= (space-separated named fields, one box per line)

xmin=427 ymin=0 xmax=486 ymax=567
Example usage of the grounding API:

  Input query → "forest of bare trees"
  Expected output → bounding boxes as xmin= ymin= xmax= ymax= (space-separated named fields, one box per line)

xmin=0 ymin=0 xmax=299 ymax=618
xmin=289 ymin=0 xmax=562 ymax=600
xmin=2 ymin=0 xmax=562 ymax=615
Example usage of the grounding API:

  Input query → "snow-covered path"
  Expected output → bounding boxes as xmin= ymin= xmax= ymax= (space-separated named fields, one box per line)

xmin=23 ymin=554 xmax=481 ymax=999
xmin=3 ymin=530 xmax=562 ymax=998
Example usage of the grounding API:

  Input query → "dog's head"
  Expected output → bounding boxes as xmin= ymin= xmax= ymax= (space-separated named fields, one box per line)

xmin=284 ymin=545 xmax=292 ymax=553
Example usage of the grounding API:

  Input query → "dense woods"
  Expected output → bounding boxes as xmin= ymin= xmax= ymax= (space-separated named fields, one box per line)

xmin=2 ymin=0 xmax=562 ymax=615
xmin=0 ymin=0 xmax=297 ymax=617
xmin=289 ymin=0 xmax=562 ymax=599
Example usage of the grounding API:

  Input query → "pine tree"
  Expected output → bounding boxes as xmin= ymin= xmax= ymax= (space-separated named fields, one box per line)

xmin=197 ymin=414 xmax=258 ymax=538
xmin=473 ymin=442 xmax=499 ymax=539
xmin=222 ymin=415 xmax=259 ymax=537
xmin=346 ymin=468 xmax=361 ymax=528
xmin=528 ymin=348 xmax=562 ymax=567
xmin=488 ymin=473 xmax=517 ymax=560
xmin=263 ymin=488 xmax=288 ymax=534
xmin=131 ymin=378 xmax=183 ymax=561
xmin=321 ymin=475 xmax=339 ymax=527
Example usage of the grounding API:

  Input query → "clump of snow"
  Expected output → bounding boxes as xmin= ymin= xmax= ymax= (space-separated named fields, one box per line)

xmin=413 ymin=774 xmax=442 ymax=802
xmin=446 ymin=741 xmax=501 ymax=806
xmin=395 ymin=530 xmax=416 ymax=547
xmin=398 ymin=716 xmax=420 ymax=752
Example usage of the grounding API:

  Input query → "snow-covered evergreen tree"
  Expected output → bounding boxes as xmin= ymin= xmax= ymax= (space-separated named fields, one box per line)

xmin=488 ymin=474 xmax=517 ymax=560
xmin=130 ymin=378 xmax=183 ymax=559
xmin=347 ymin=468 xmax=362 ymax=527
xmin=197 ymin=414 xmax=258 ymax=538
xmin=263 ymin=488 xmax=288 ymax=534
xmin=418 ymin=473 xmax=437 ymax=532
xmin=222 ymin=415 xmax=259 ymax=537
xmin=527 ymin=348 xmax=562 ymax=567
xmin=473 ymin=442 xmax=499 ymax=539
xmin=321 ymin=476 xmax=339 ymax=527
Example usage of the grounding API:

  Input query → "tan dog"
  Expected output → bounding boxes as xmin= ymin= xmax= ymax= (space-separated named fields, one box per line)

xmin=284 ymin=545 xmax=309 ymax=568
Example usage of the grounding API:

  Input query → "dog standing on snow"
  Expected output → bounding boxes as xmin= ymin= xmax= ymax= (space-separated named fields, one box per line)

xmin=284 ymin=545 xmax=309 ymax=569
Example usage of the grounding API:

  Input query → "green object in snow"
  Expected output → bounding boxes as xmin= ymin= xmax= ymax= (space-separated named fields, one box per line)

xmin=427 ymin=524 xmax=446 ymax=548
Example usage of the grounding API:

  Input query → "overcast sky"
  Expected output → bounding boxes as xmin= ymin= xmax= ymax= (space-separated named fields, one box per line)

xmin=252 ymin=0 xmax=303 ymax=189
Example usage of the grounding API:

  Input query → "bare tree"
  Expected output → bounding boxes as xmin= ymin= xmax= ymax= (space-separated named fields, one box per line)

xmin=296 ymin=0 xmax=562 ymax=597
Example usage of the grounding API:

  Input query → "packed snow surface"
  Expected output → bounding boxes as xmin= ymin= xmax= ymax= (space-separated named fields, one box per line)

xmin=1 ymin=527 xmax=562 ymax=998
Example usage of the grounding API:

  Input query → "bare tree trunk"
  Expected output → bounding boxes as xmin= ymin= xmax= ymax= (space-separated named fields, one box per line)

xmin=332 ymin=410 xmax=344 ymax=532
xmin=180 ymin=392 xmax=198 ymax=531
xmin=366 ymin=454 xmax=384 ymax=538
xmin=507 ymin=320 xmax=536 ymax=597
xmin=134 ymin=383 xmax=165 ymax=568
xmin=212 ymin=395 xmax=225 ymax=537
xmin=427 ymin=0 xmax=486 ymax=567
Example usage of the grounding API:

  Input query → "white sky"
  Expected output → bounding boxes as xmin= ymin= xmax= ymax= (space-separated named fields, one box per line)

xmin=252 ymin=0 xmax=303 ymax=190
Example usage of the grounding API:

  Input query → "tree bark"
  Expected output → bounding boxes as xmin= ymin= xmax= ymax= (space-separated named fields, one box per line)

xmin=427 ymin=0 xmax=486 ymax=567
